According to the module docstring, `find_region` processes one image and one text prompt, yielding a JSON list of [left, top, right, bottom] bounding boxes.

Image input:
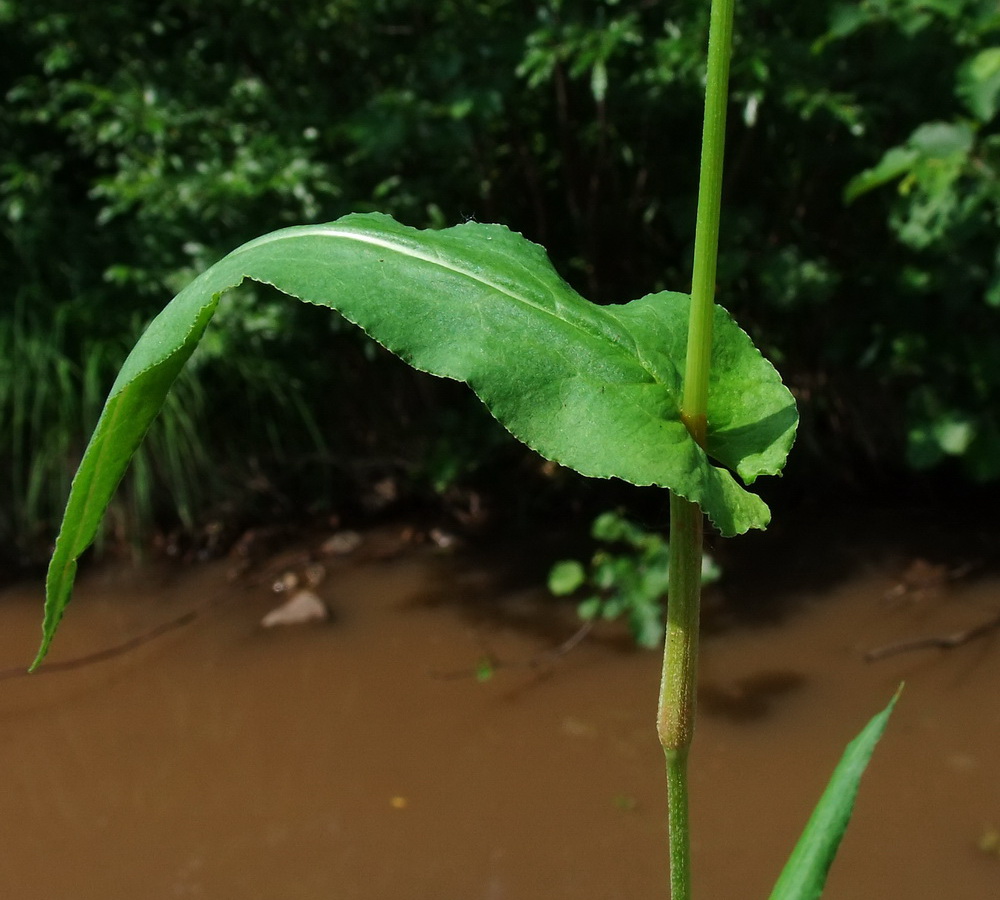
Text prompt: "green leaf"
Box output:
[[769, 687, 902, 900], [845, 122, 974, 206], [844, 146, 918, 204], [907, 121, 974, 158], [591, 510, 646, 544], [548, 560, 586, 595], [629, 605, 664, 649], [957, 48, 1000, 123], [578, 596, 602, 620], [32, 212, 796, 668]]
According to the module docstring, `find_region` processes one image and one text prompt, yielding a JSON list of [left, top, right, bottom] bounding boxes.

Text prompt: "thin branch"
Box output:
[[0, 584, 239, 682], [431, 620, 594, 681], [864, 610, 1000, 662], [0, 607, 202, 680]]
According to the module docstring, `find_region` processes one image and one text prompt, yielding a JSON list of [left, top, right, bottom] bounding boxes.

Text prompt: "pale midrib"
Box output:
[[238, 223, 643, 359]]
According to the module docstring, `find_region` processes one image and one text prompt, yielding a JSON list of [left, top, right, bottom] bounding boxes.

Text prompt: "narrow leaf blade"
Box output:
[[32, 299, 220, 669], [768, 688, 902, 900]]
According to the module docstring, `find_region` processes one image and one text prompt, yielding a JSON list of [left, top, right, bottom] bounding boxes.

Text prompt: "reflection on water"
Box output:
[[0, 523, 998, 899], [698, 670, 806, 722]]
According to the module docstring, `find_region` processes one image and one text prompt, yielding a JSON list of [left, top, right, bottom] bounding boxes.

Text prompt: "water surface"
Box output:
[[1, 523, 998, 898]]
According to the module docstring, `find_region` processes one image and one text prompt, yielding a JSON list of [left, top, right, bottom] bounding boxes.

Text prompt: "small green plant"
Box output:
[[30, 0, 899, 896], [548, 510, 720, 649]]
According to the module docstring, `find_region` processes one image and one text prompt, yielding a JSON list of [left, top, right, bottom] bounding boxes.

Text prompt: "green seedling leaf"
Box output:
[[548, 560, 586, 596], [34, 212, 796, 668], [578, 597, 602, 620], [768, 687, 902, 900]]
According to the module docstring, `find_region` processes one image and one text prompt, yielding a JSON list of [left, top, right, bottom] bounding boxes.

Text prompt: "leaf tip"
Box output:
[[27, 641, 49, 674]]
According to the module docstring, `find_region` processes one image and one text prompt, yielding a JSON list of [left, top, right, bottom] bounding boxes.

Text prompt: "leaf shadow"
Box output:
[[708, 402, 799, 479]]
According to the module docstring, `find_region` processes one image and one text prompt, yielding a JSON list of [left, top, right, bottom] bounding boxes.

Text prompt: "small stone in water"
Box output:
[[320, 530, 363, 556], [429, 527, 458, 549], [261, 590, 329, 627], [272, 570, 299, 593]]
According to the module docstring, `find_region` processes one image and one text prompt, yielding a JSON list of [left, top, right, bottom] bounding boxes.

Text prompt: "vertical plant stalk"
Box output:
[[658, 0, 736, 898]]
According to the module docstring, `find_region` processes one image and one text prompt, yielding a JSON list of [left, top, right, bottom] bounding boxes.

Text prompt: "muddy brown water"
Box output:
[[1, 523, 999, 899]]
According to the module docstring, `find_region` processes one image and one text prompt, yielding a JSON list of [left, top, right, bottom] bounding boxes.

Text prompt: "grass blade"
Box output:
[[768, 687, 902, 900]]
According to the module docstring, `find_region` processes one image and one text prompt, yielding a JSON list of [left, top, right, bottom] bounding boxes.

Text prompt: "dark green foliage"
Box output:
[[837, 1, 1000, 480], [4, 0, 1000, 552]]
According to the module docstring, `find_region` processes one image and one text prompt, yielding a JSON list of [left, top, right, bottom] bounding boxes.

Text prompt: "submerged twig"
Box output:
[[432, 620, 594, 681], [864, 610, 1000, 662], [0, 605, 204, 681]]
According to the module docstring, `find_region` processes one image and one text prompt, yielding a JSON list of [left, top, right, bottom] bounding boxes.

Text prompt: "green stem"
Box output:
[[665, 746, 692, 898], [659, 494, 703, 752], [658, 0, 736, 897], [683, 0, 736, 444], [660, 494, 703, 898]]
